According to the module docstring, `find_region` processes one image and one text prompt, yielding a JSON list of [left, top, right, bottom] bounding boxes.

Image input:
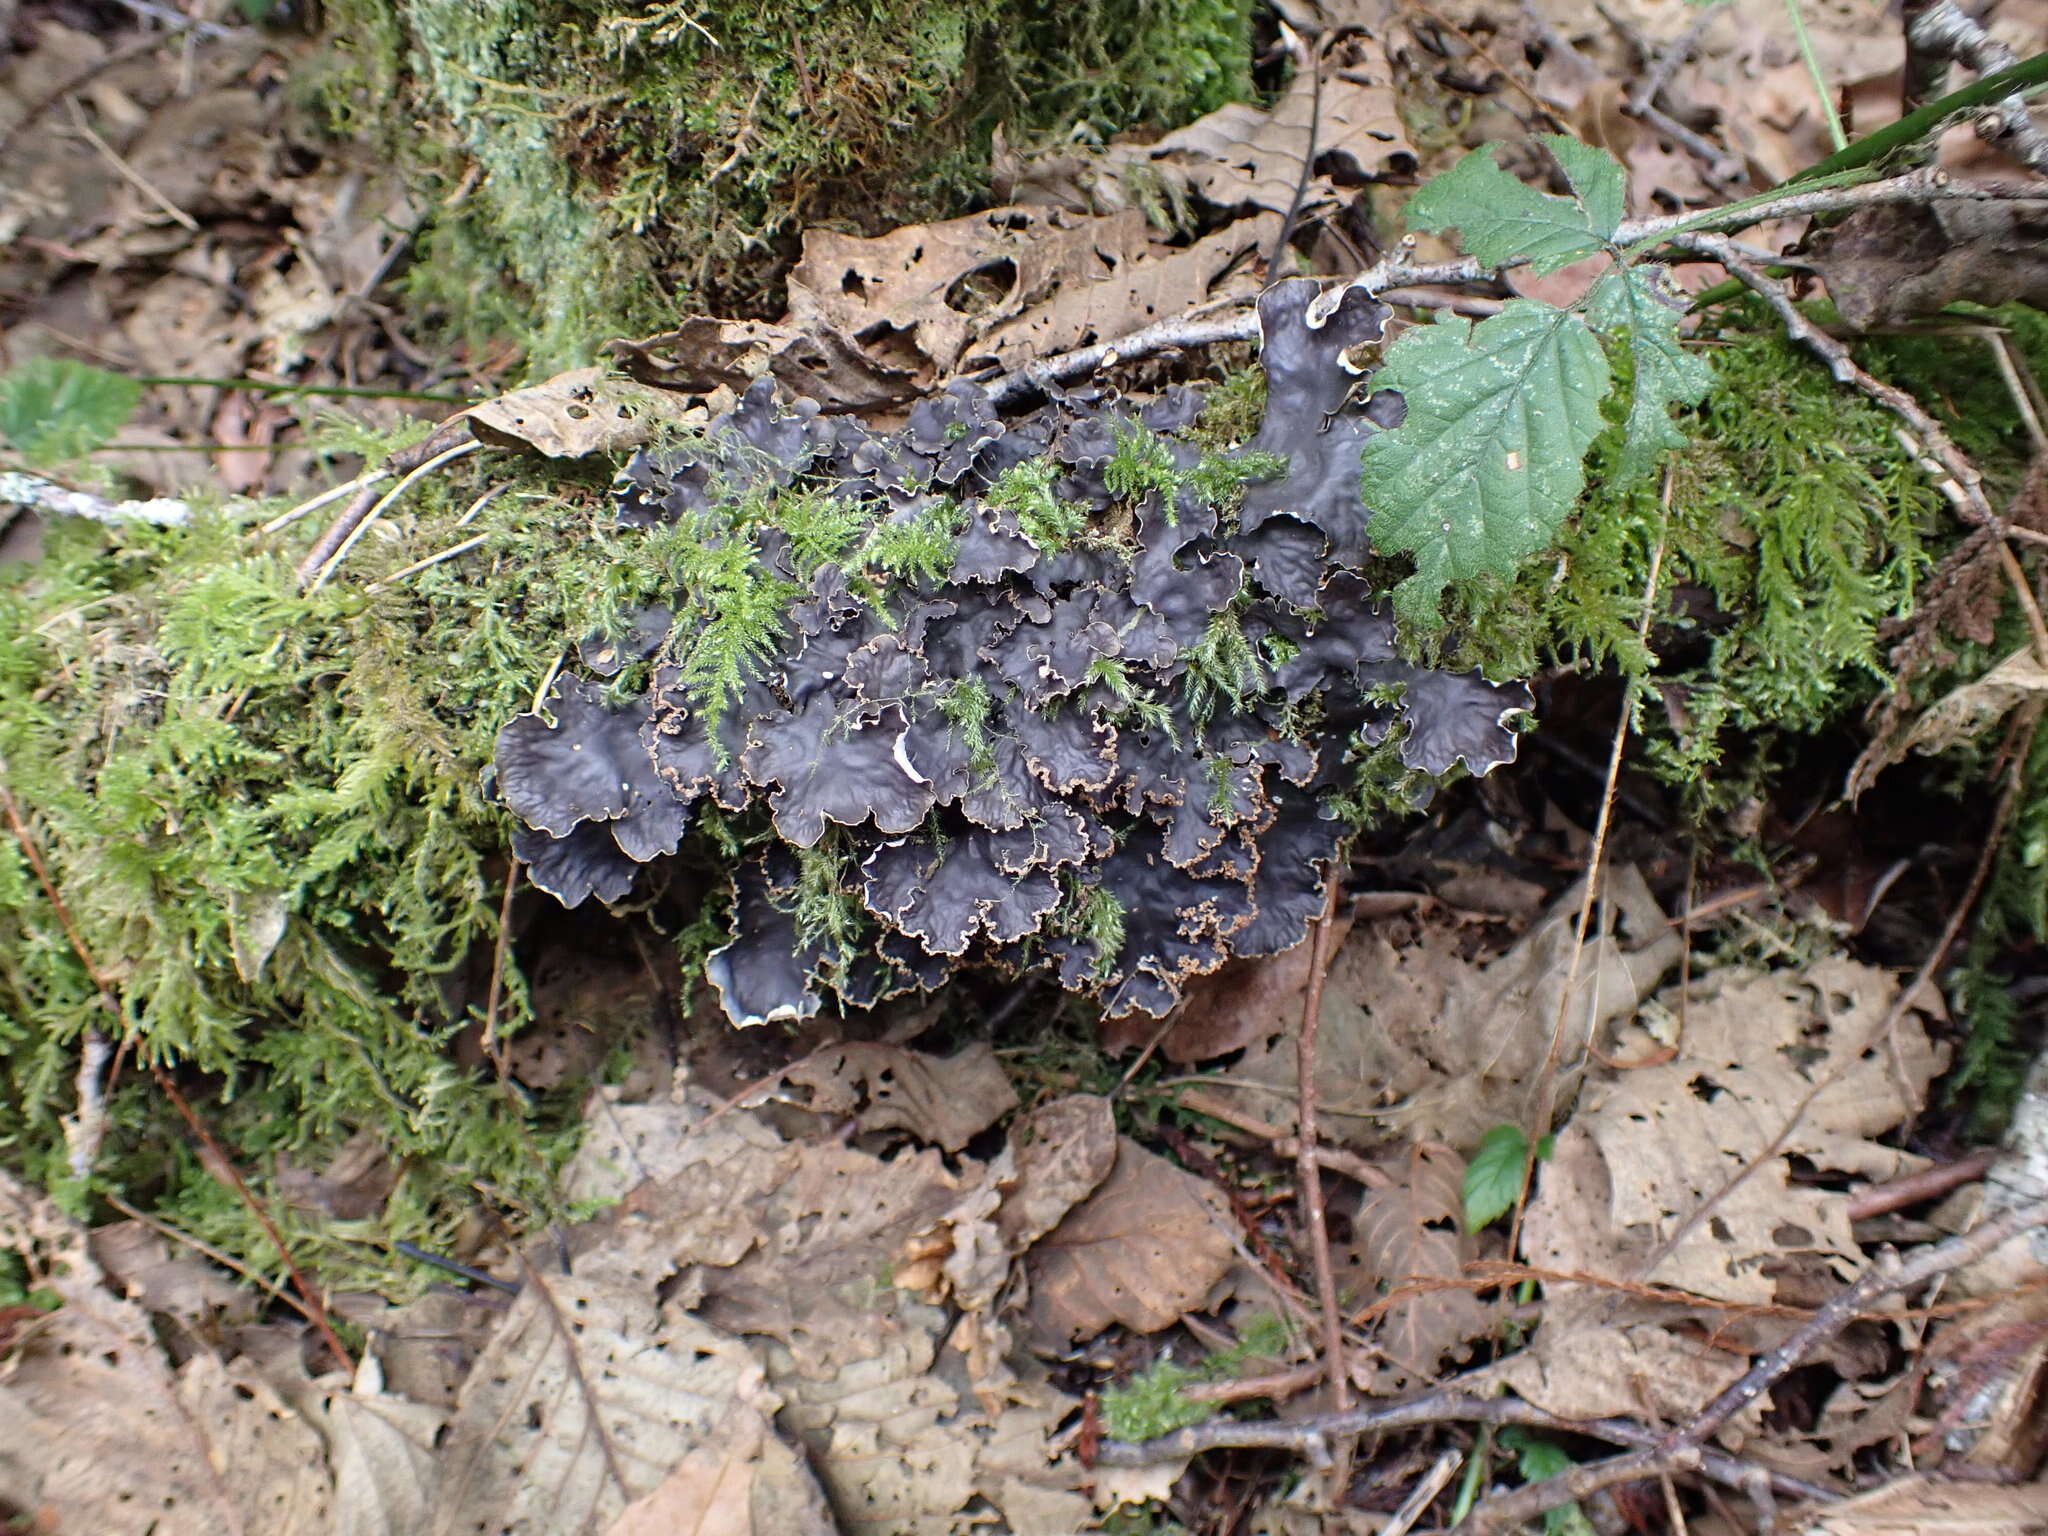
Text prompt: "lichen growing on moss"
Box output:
[[309, 0, 1255, 368]]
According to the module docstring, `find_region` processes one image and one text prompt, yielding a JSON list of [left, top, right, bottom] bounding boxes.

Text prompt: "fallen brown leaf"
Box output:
[[462, 365, 708, 459], [1027, 1135, 1236, 1346], [1099, 29, 1413, 218], [601, 1405, 835, 1536], [1794, 1476, 2048, 1535], [1531, 955, 1946, 1306], [1201, 866, 1679, 1152], [785, 1040, 1018, 1152], [0, 1173, 333, 1533], [1342, 1142, 1493, 1389]]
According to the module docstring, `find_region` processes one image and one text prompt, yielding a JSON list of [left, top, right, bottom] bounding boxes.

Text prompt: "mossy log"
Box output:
[[311, 0, 1255, 368]]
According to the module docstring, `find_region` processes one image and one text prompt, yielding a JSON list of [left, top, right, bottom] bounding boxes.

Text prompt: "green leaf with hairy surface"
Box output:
[[1587, 267, 1715, 485], [1463, 1122, 1527, 1230], [1404, 136, 1621, 275], [1363, 303, 1612, 627], [0, 359, 141, 468], [1542, 134, 1624, 242]]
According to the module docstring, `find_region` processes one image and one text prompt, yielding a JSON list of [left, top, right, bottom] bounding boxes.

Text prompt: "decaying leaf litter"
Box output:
[[3, 0, 2048, 1530]]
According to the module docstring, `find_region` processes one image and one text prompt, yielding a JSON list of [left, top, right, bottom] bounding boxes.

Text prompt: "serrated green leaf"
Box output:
[[1541, 134, 1624, 242], [1587, 267, 1714, 484], [0, 359, 142, 468], [1462, 1122, 1528, 1230], [1362, 302, 1612, 627], [1404, 140, 1616, 275]]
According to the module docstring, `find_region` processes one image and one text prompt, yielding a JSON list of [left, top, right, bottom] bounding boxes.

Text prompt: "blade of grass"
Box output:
[[1782, 0, 1849, 152], [1786, 47, 2048, 184]]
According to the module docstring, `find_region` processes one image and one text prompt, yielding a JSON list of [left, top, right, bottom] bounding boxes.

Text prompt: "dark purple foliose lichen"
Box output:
[[493, 279, 1532, 1028]]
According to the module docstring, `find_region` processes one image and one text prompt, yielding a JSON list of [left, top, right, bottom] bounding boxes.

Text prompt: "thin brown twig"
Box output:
[[1631, 0, 1727, 114], [1682, 233, 1996, 519], [0, 22, 207, 159], [1294, 878, 1351, 1431], [63, 97, 197, 231], [296, 419, 474, 586], [1405, 0, 1569, 130], [151, 1068, 356, 1375], [1095, 1384, 1835, 1506], [1847, 1148, 1999, 1221], [103, 1191, 314, 1324], [1686, 233, 2048, 678], [1461, 1193, 2048, 1532]]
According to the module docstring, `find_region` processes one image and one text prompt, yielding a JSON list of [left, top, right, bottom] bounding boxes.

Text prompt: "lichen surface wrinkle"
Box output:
[[494, 279, 1532, 1026]]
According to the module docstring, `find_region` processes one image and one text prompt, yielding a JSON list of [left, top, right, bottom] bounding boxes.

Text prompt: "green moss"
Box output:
[[1442, 313, 1943, 812], [308, 0, 1255, 370], [987, 457, 1087, 551], [1186, 362, 1264, 450], [1098, 1311, 1287, 1440], [0, 444, 716, 1274]]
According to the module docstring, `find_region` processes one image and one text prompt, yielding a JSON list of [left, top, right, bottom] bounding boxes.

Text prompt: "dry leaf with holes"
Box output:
[[1528, 955, 1946, 1306], [607, 313, 911, 412], [785, 1040, 1018, 1151], [429, 1278, 791, 1535], [1026, 1136, 1236, 1346], [600, 1404, 836, 1536], [1203, 867, 1678, 1152], [782, 204, 1274, 384], [463, 365, 707, 459], [0, 1172, 333, 1533], [1341, 1142, 1494, 1391], [1099, 29, 1412, 217]]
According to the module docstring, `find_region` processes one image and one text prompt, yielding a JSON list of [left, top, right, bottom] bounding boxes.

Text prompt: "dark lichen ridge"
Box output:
[[495, 279, 1533, 1025]]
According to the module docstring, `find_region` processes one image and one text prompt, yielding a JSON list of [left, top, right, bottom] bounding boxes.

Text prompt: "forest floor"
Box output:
[[3, 0, 2048, 1532]]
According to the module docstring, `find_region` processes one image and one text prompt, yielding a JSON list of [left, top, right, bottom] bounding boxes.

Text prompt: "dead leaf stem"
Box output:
[[305, 438, 483, 592], [295, 419, 475, 587], [1511, 479, 1669, 1257], [1294, 877, 1351, 1429], [1846, 1147, 1999, 1221]]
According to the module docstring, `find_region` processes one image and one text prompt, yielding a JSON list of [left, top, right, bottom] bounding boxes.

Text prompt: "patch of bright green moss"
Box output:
[[1440, 311, 1946, 811]]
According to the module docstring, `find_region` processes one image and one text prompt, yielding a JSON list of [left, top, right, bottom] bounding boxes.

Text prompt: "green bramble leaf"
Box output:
[[0, 358, 142, 469], [1588, 266, 1715, 485], [1404, 135, 1623, 275], [1462, 1122, 1528, 1231], [1542, 135, 1625, 245], [1362, 302, 1612, 628]]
